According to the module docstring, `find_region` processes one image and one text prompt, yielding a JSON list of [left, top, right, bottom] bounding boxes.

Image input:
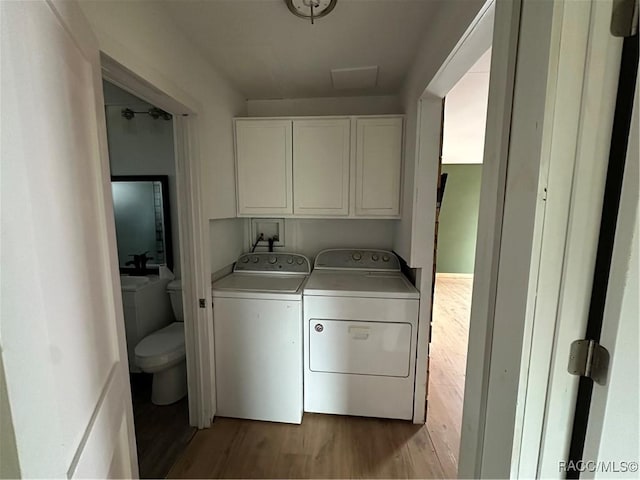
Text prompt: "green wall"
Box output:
[[1, 356, 20, 478], [436, 164, 482, 274]]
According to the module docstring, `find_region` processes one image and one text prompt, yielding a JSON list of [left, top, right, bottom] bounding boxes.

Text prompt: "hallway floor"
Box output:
[[166, 275, 471, 479], [168, 414, 445, 478], [427, 274, 472, 477], [130, 373, 196, 479]]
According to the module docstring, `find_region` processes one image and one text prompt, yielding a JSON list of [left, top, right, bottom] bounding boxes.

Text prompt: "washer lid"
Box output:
[[212, 273, 307, 294], [303, 271, 419, 299]]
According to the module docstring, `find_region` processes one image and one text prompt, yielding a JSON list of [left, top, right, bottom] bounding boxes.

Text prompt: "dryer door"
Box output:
[[309, 319, 412, 377]]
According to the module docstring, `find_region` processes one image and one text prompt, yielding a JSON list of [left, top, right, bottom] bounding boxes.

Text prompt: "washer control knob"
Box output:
[[287, 257, 294, 264], [241, 257, 249, 264], [269, 256, 277, 264], [382, 255, 390, 262], [372, 254, 379, 261], [252, 256, 260, 263], [296, 258, 304, 265], [352, 252, 362, 261]]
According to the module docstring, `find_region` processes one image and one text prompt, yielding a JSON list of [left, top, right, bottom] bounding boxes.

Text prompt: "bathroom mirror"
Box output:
[[111, 175, 174, 273]]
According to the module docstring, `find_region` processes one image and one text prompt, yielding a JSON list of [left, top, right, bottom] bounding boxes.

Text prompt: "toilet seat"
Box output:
[[135, 322, 185, 372]]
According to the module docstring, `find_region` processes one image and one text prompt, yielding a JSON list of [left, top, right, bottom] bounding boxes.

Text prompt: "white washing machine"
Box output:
[[303, 249, 419, 420], [212, 252, 310, 424]]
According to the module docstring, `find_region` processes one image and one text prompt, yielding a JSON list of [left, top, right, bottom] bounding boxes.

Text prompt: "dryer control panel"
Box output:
[[313, 249, 400, 271], [234, 252, 311, 274]]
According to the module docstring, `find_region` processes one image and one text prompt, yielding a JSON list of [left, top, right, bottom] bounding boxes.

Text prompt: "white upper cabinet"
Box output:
[[234, 116, 403, 218], [293, 119, 350, 216], [235, 119, 293, 215], [355, 117, 403, 216]]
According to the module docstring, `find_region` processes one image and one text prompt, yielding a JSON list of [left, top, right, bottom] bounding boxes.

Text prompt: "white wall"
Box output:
[[2, 1, 138, 474], [104, 81, 181, 275], [243, 95, 402, 266], [209, 218, 246, 276], [79, 0, 248, 274], [393, 0, 487, 265], [442, 50, 491, 164], [248, 219, 397, 263], [246, 95, 403, 117], [210, 216, 397, 276]]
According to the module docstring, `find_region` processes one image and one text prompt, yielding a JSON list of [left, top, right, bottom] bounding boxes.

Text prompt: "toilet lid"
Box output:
[[135, 322, 185, 359]]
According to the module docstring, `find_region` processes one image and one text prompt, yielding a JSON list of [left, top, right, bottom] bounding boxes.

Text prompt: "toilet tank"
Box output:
[[120, 275, 173, 372], [167, 279, 184, 322]]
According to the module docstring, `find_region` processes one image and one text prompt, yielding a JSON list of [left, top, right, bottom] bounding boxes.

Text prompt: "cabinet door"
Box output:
[[235, 120, 293, 215], [355, 117, 403, 216], [293, 119, 350, 216]]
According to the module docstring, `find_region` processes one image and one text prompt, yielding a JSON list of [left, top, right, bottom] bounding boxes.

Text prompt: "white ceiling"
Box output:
[[162, 0, 444, 100], [443, 48, 492, 164]]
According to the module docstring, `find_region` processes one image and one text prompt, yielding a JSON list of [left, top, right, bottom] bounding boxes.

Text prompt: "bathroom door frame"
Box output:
[[101, 55, 215, 429]]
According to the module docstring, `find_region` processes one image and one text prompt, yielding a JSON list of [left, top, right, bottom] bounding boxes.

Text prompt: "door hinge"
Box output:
[[568, 339, 610, 385], [199, 298, 206, 308], [611, 0, 639, 37]]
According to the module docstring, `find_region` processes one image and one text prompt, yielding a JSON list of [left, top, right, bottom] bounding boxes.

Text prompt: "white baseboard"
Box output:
[[436, 272, 474, 279]]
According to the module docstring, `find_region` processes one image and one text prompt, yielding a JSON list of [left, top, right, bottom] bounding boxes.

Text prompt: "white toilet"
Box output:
[[134, 279, 187, 405]]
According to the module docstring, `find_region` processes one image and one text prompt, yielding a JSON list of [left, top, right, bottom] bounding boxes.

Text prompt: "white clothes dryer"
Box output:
[[303, 249, 419, 420]]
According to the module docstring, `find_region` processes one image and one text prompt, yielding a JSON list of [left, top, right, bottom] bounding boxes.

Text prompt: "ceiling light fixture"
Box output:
[[284, 0, 338, 25]]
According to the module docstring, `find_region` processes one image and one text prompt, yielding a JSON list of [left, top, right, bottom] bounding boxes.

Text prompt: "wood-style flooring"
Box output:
[[167, 276, 472, 479], [427, 275, 472, 478], [168, 414, 445, 479], [130, 373, 196, 479]]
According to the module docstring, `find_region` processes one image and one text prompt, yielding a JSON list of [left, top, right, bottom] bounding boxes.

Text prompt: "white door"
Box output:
[[293, 119, 350, 216], [511, 1, 627, 476], [1, 1, 138, 477], [235, 119, 293, 215], [579, 74, 638, 479], [355, 117, 403, 217]]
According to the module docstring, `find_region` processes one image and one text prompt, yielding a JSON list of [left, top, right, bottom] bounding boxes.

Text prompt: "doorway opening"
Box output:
[[98, 49, 230, 476], [102, 80, 195, 478], [426, 48, 491, 478]]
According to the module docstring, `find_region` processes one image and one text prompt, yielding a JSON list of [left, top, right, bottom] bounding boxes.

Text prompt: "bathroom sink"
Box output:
[[120, 275, 151, 291]]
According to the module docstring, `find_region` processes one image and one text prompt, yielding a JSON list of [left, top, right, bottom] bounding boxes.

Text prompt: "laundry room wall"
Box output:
[[247, 219, 397, 263], [79, 0, 248, 280], [246, 95, 403, 116], [210, 218, 247, 277], [104, 81, 182, 277], [81, 1, 246, 219], [242, 95, 403, 264]]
